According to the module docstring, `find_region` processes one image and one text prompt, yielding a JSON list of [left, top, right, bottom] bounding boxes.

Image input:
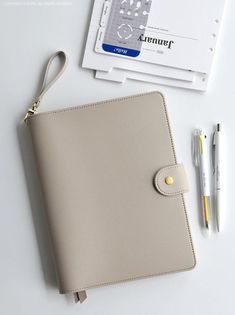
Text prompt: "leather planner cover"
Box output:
[[28, 91, 196, 300]]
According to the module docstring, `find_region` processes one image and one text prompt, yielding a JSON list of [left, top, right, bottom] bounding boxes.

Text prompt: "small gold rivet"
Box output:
[[165, 176, 174, 185]]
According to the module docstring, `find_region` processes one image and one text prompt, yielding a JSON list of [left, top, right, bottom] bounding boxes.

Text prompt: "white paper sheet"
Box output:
[[96, 68, 208, 91], [82, 0, 195, 82], [96, 0, 226, 73]]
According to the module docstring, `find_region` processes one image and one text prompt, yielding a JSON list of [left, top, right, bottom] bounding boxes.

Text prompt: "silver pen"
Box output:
[[212, 123, 223, 232]]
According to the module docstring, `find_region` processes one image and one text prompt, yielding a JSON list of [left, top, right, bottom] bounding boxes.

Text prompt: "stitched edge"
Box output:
[[60, 263, 196, 294], [160, 96, 196, 271], [28, 91, 161, 121], [160, 96, 196, 267], [155, 164, 189, 196], [29, 91, 197, 293]]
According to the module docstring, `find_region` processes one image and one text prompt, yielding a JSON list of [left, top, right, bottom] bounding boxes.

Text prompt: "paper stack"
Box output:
[[83, 0, 227, 91]]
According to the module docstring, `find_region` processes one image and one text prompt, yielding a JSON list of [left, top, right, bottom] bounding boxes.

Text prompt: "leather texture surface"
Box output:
[[28, 91, 196, 294]]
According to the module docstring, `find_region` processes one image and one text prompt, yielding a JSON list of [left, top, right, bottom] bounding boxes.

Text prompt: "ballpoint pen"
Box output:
[[194, 129, 211, 231], [213, 123, 223, 232]]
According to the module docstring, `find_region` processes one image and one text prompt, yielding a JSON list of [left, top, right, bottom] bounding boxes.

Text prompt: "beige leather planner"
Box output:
[[24, 52, 196, 303]]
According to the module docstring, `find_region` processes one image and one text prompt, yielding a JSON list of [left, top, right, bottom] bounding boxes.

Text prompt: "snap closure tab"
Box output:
[[154, 164, 189, 196]]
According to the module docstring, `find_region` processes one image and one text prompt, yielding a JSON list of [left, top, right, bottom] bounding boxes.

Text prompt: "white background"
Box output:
[[0, 1, 235, 314]]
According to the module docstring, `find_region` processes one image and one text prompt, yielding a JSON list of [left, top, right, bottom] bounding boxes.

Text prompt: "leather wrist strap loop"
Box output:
[[24, 51, 68, 124]]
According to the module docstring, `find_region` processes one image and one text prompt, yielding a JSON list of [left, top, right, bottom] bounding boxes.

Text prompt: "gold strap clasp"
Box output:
[[23, 100, 40, 124]]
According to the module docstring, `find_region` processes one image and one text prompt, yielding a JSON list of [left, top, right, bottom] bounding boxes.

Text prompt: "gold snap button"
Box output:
[[165, 176, 174, 185]]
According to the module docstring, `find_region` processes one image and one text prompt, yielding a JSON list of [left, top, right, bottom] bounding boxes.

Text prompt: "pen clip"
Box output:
[[212, 124, 221, 174], [212, 131, 216, 174], [192, 129, 200, 168]]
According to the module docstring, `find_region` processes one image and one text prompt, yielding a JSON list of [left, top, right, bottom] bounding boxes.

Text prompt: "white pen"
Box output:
[[213, 123, 223, 232], [194, 130, 211, 230]]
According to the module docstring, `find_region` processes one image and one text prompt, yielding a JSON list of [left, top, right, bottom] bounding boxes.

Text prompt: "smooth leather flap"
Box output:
[[154, 164, 189, 196]]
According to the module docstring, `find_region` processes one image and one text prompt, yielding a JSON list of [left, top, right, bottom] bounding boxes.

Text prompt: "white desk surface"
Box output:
[[1, 1, 235, 314]]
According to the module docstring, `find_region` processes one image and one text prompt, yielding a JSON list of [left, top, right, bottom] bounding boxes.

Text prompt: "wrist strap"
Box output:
[[24, 51, 68, 123]]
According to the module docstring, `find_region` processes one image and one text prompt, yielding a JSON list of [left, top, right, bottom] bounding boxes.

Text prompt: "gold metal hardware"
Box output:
[[165, 176, 174, 185], [23, 101, 40, 124]]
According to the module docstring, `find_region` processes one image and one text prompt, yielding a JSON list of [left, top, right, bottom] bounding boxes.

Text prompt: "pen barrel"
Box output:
[[199, 144, 210, 196], [216, 189, 222, 231], [214, 132, 222, 190], [196, 131, 211, 230], [214, 126, 223, 232], [201, 195, 210, 229]]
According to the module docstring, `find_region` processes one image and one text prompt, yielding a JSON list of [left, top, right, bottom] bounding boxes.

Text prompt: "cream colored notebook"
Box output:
[[24, 52, 196, 303]]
